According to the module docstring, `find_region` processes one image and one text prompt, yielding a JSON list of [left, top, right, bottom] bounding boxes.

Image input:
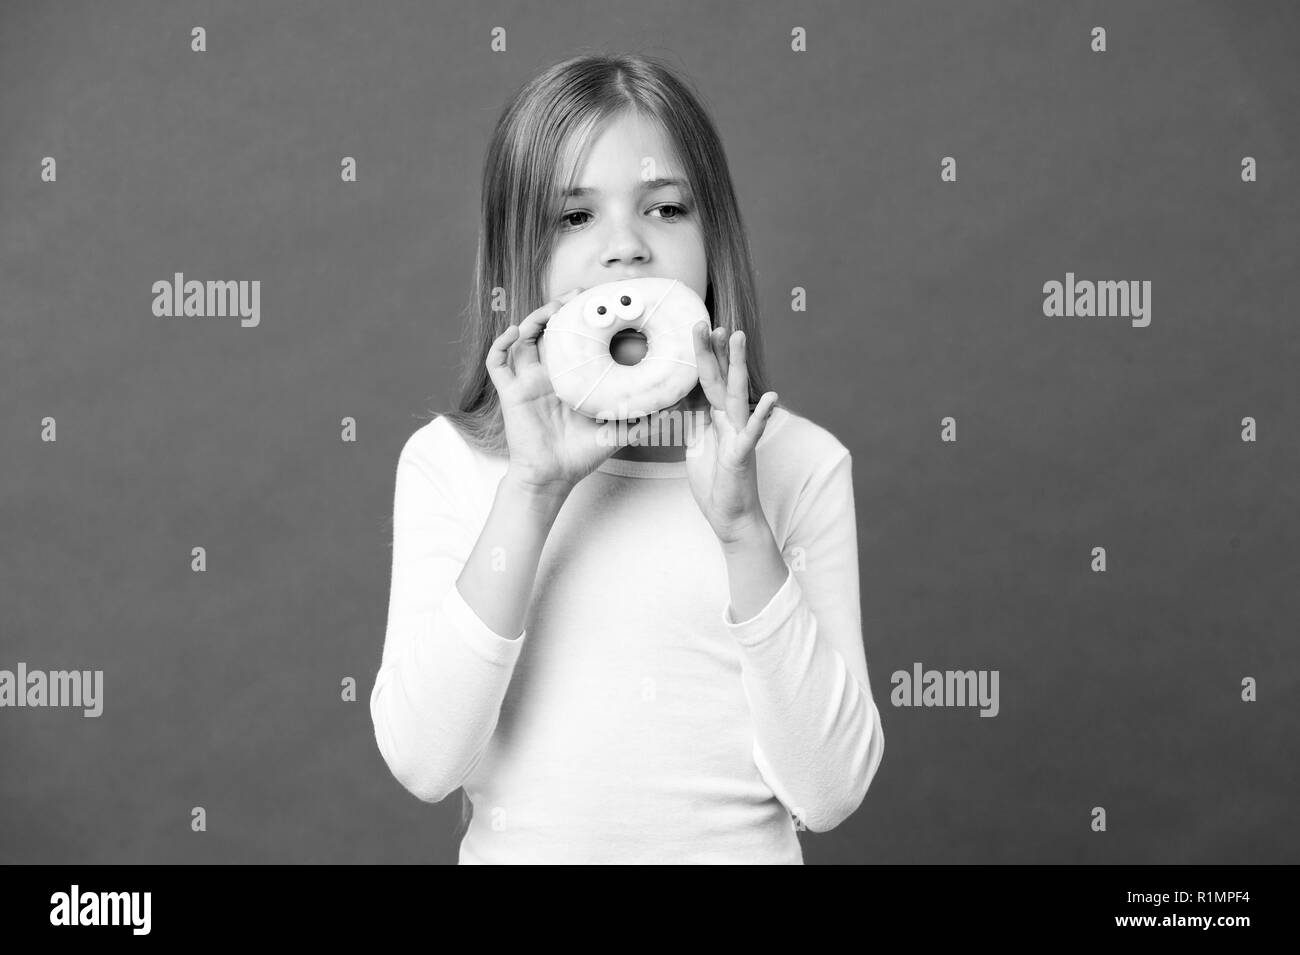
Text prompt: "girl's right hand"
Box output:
[[486, 288, 625, 496]]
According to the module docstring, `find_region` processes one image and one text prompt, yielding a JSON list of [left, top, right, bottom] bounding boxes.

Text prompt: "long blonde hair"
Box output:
[[436, 51, 780, 455]]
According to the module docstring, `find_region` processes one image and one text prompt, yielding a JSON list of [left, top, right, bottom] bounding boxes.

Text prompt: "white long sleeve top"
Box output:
[[370, 405, 886, 863]]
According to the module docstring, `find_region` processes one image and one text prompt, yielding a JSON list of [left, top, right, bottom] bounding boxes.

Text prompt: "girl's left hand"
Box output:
[[685, 322, 780, 544]]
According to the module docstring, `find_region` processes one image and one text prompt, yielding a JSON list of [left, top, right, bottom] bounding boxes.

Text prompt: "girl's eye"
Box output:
[[650, 202, 689, 222], [558, 203, 691, 231]]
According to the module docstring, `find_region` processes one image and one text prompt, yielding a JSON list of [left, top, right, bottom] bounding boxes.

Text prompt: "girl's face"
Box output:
[[546, 111, 707, 307]]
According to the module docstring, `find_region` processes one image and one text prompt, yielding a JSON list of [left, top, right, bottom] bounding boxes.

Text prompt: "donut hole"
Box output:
[[609, 328, 649, 366]]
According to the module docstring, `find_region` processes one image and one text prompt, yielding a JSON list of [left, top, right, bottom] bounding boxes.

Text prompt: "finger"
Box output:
[[710, 326, 729, 382], [693, 321, 728, 410], [513, 308, 554, 373], [486, 323, 521, 390], [740, 390, 779, 450], [515, 288, 582, 372], [726, 330, 749, 428]]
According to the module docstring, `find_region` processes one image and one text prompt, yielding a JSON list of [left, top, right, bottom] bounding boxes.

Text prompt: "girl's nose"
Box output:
[[603, 247, 649, 267], [602, 223, 650, 266]]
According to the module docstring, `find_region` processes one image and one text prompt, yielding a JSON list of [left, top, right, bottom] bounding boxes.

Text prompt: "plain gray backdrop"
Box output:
[[2, 0, 1297, 864]]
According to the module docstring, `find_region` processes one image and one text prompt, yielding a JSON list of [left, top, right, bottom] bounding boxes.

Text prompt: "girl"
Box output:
[[371, 53, 885, 864]]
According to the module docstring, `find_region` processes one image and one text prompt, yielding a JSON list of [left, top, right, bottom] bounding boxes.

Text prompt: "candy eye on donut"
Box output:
[[611, 290, 644, 322], [583, 295, 614, 329]]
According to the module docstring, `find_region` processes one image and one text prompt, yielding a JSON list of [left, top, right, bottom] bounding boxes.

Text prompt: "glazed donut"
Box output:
[[539, 276, 706, 421]]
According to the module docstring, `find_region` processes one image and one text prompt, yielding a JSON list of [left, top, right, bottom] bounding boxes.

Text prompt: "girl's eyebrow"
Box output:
[[563, 177, 689, 198]]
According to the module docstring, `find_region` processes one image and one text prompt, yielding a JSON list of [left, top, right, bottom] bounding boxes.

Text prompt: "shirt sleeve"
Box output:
[[369, 425, 526, 804], [721, 449, 886, 833]]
